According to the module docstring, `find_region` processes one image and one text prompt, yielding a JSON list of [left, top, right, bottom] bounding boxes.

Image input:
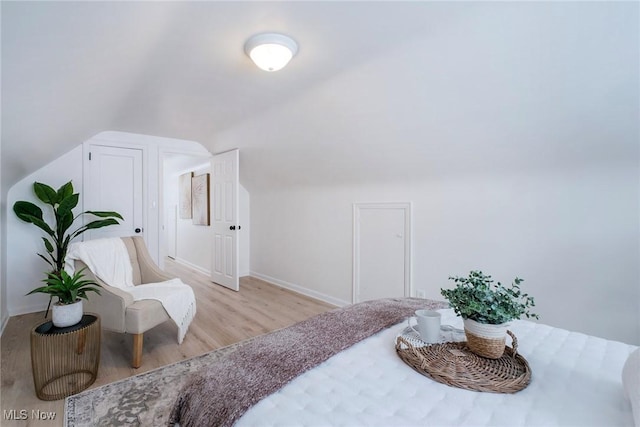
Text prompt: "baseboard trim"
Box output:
[[9, 302, 48, 317], [250, 271, 350, 308], [174, 258, 211, 277]]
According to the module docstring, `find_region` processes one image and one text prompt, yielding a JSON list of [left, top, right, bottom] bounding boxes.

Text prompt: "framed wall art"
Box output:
[[179, 172, 194, 219], [191, 173, 210, 226]]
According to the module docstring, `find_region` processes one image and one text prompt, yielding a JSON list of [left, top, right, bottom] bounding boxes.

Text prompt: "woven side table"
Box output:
[[30, 314, 101, 401]]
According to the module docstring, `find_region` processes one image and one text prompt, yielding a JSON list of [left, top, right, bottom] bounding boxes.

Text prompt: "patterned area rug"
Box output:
[[64, 338, 251, 426]]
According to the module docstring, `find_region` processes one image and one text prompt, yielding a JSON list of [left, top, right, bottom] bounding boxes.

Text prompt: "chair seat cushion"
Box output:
[[125, 299, 171, 334]]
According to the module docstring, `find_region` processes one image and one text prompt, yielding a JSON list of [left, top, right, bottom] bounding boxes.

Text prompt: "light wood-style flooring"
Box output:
[[0, 259, 335, 427]]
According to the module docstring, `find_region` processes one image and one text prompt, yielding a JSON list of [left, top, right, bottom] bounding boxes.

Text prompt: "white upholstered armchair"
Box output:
[[75, 236, 188, 368]]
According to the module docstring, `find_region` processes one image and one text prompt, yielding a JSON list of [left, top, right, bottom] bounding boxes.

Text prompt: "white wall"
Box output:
[[249, 166, 638, 344], [214, 3, 639, 345]]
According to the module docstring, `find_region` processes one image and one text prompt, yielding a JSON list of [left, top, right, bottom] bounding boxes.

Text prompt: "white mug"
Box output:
[[409, 309, 442, 344]]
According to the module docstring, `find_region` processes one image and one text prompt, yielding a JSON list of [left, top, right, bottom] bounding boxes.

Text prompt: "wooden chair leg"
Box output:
[[132, 333, 143, 368]]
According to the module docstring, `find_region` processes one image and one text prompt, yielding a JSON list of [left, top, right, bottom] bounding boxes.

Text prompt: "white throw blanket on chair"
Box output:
[[65, 238, 196, 344]]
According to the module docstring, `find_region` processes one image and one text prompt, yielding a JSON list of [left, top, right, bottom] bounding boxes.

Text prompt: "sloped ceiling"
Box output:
[[2, 1, 638, 195]]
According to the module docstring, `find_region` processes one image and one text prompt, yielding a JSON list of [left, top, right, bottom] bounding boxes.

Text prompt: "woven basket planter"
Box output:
[[463, 318, 510, 359]]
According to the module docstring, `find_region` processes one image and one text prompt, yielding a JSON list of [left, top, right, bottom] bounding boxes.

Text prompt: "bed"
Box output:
[[169, 298, 638, 427]]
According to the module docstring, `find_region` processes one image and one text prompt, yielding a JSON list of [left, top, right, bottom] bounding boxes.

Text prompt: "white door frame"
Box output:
[[158, 149, 213, 269], [352, 202, 412, 304]]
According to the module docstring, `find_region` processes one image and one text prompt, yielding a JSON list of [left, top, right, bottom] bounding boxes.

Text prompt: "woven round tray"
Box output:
[[396, 331, 531, 393]]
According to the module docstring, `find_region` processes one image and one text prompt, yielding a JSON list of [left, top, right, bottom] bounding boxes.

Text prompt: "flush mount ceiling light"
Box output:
[[244, 33, 298, 72]]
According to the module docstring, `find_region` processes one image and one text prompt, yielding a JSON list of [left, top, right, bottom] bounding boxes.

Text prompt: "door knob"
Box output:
[[135, 228, 142, 233], [230, 225, 236, 230], [238, 225, 241, 230]]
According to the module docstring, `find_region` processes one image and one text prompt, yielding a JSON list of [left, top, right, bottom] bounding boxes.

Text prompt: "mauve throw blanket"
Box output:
[[168, 297, 446, 427]]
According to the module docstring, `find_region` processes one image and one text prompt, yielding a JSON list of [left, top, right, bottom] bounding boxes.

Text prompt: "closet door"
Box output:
[[84, 145, 144, 240], [353, 202, 412, 303]]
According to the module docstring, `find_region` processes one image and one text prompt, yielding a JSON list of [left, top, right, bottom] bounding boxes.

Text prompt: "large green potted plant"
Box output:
[[14, 181, 122, 326], [441, 270, 538, 359]]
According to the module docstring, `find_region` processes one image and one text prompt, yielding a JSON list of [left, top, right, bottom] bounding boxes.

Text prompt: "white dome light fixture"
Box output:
[[244, 33, 298, 72]]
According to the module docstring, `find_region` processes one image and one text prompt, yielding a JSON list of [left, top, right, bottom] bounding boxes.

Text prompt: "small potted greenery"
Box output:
[[27, 268, 102, 327], [441, 270, 538, 359], [14, 181, 122, 326]]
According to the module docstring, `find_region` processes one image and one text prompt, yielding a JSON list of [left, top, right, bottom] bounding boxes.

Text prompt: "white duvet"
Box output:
[[238, 309, 637, 427]]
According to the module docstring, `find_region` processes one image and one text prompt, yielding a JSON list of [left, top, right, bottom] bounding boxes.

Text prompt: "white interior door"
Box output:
[[210, 149, 239, 291], [353, 203, 412, 303], [85, 145, 144, 240]]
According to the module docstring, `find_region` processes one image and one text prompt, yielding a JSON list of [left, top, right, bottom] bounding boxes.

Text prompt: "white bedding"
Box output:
[[238, 309, 637, 427]]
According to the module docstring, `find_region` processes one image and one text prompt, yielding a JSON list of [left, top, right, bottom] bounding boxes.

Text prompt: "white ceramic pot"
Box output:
[[52, 300, 83, 328], [463, 318, 511, 359]]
